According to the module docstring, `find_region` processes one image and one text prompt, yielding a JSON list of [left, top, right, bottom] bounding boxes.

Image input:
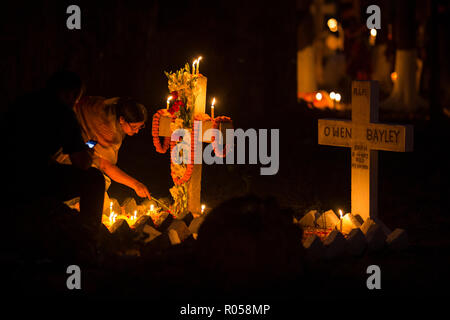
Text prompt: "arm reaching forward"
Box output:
[[99, 157, 151, 199]]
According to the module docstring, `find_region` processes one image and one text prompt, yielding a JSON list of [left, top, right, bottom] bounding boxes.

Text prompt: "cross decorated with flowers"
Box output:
[[151, 62, 233, 217]]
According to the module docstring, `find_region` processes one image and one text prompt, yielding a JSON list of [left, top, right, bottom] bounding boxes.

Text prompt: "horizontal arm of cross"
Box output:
[[318, 119, 413, 152], [158, 115, 233, 143]]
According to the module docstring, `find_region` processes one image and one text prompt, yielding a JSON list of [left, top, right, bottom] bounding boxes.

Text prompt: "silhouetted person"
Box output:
[[7, 71, 105, 231], [194, 195, 305, 298]]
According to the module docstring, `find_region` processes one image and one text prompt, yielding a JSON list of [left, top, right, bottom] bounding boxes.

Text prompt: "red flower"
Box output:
[[170, 91, 178, 100], [169, 100, 184, 115], [168, 100, 181, 115]]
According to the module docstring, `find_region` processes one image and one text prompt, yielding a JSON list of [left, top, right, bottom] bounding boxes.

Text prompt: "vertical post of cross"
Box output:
[[187, 75, 207, 215], [350, 81, 379, 220]]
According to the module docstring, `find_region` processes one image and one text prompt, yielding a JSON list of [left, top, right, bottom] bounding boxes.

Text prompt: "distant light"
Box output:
[[370, 28, 377, 37], [327, 18, 338, 32], [315, 92, 323, 101], [335, 93, 341, 102], [330, 92, 336, 100], [391, 71, 398, 82]]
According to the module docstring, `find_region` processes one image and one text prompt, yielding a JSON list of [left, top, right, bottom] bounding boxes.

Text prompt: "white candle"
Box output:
[[192, 60, 197, 75], [196, 56, 202, 74], [369, 29, 377, 46], [211, 98, 215, 119]]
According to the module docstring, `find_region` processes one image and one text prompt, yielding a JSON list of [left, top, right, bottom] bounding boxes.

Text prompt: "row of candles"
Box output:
[[315, 91, 342, 103], [328, 18, 378, 46], [107, 201, 207, 226]]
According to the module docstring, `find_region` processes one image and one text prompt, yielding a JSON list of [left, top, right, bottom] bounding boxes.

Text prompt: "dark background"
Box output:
[[1, 0, 449, 302]]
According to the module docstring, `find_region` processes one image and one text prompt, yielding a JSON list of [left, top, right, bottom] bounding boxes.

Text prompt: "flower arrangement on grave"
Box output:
[[152, 63, 199, 217], [152, 60, 234, 218], [164, 63, 200, 128]]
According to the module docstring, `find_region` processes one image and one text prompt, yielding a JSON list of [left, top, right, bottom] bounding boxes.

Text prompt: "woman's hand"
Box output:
[[133, 181, 151, 199]]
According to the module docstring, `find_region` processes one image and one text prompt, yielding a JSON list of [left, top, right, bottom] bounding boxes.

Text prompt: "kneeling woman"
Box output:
[[56, 96, 151, 200]]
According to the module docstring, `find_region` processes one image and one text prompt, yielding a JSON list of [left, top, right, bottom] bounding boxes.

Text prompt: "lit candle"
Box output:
[[327, 18, 338, 33], [192, 59, 197, 75], [201, 204, 205, 214], [369, 29, 377, 46], [196, 56, 202, 74], [166, 96, 173, 109], [330, 92, 336, 100], [391, 72, 398, 82], [211, 98, 215, 119], [339, 209, 343, 232], [335, 93, 341, 103]]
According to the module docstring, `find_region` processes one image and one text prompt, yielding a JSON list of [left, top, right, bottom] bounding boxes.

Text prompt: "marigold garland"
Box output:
[[211, 116, 233, 158], [153, 110, 233, 185], [170, 126, 197, 185], [152, 109, 173, 153]]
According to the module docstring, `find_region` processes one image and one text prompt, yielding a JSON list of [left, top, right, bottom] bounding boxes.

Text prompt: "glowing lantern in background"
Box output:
[[391, 72, 398, 82]]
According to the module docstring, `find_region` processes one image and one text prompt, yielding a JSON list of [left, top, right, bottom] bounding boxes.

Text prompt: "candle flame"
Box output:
[[330, 92, 336, 100], [201, 204, 205, 214], [167, 96, 173, 102], [391, 72, 398, 82], [150, 204, 154, 212], [211, 98, 215, 106], [335, 93, 341, 102], [327, 18, 338, 32], [370, 28, 377, 37], [339, 209, 343, 219], [315, 92, 322, 101], [196, 57, 202, 74]]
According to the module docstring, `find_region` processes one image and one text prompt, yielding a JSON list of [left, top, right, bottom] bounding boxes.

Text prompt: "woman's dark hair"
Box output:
[[116, 97, 148, 123]]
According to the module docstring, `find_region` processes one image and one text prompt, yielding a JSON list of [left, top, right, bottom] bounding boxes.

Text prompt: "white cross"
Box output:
[[318, 81, 414, 222], [157, 76, 232, 215]]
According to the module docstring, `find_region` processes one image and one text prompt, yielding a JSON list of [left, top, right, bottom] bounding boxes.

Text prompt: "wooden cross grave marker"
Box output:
[[157, 75, 233, 216], [318, 81, 414, 222]]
